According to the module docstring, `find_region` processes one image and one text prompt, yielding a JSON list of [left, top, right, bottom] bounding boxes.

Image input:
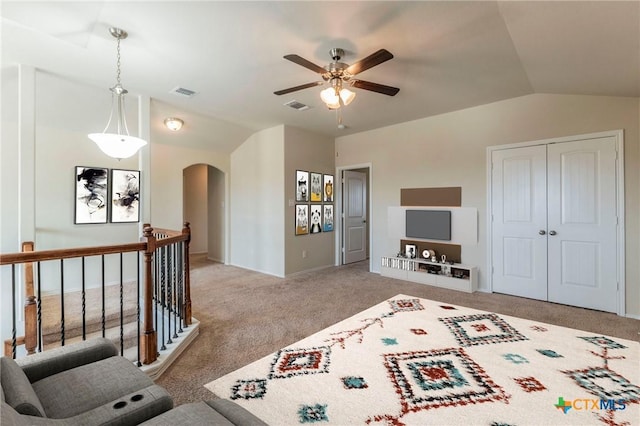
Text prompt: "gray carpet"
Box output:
[[156, 256, 640, 406]]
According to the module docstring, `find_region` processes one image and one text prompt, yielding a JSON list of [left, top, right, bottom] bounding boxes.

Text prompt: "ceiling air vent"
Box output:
[[284, 100, 310, 111], [170, 86, 197, 98]]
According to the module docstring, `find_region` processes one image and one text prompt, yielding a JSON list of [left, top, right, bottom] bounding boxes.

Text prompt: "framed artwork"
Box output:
[[310, 204, 322, 234], [110, 169, 140, 223], [296, 170, 309, 202], [295, 204, 309, 235], [323, 204, 334, 232], [323, 174, 334, 202], [75, 166, 108, 224], [310, 172, 322, 202], [405, 244, 417, 259]]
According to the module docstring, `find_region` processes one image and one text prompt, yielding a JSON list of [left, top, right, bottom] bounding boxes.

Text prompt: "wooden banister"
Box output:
[[182, 222, 192, 326], [22, 242, 37, 355], [140, 226, 158, 365], [1, 223, 191, 364]]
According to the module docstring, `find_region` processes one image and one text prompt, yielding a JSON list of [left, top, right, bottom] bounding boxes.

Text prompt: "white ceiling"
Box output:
[[2, 1, 639, 148]]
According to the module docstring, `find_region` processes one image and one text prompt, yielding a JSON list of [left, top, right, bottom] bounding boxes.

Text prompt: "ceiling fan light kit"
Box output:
[[274, 47, 399, 111], [88, 27, 147, 160]]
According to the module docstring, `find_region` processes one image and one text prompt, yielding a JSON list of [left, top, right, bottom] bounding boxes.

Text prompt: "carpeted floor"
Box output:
[[156, 256, 640, 407]]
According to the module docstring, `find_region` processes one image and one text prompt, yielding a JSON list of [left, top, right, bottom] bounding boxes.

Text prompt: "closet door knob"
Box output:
[[539, 230, 546, 235], [549, 230, 557, 236]]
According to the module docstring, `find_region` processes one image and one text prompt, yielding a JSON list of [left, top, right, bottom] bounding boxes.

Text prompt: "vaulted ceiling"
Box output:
[[2, 1, 639, 144]]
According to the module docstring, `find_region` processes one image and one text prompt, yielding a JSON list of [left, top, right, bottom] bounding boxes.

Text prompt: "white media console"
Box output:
[[381, 256, 477, 293]]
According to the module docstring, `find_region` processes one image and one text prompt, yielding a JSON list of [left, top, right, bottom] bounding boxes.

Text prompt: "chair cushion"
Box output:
[[206, 399, 268, 425], [139, 401, 234, 425], [32, 355, 153, 419], [0, 357, 46, 417]]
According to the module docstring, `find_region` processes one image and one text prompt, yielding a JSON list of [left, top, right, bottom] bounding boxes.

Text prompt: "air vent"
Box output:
[[284, 100, 310, 111], [170, 87, 197, 98]]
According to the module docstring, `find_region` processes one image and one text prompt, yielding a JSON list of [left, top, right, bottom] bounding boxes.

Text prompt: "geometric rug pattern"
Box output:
[[206, 295, 640, 425]]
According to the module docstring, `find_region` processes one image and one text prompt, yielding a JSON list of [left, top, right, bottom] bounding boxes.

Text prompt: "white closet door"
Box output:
[[547, 137, 618, 312], [491, 145, 548, 300]]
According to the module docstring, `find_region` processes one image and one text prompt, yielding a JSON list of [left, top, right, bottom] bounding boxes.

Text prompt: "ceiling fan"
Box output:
[[274, 48, 399, 109]]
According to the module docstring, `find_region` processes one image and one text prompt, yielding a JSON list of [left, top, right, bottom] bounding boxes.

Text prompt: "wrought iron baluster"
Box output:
[[160, 246, 166, 351], [154, 247, 159, 356], [37, 262, 42, 353], [172, 243, 178, 339], [136, 252, 141, 367], [11, 264, 16, 358], [119, 252, 124, 356], [177, 241, 183, 333], [101, 255, 106, 337], [81, 257, 86, 340], [60, 259, 65, 346], [167, 245, 173, 345]]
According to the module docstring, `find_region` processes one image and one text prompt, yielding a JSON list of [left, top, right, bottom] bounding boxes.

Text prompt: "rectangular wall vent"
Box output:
[[284, 100, 310, 111], [170, 87, 197, 97]]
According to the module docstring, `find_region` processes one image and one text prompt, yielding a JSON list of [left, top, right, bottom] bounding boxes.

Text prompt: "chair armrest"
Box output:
[[17, 338, 118, 383], [8, 386, 173, 426]]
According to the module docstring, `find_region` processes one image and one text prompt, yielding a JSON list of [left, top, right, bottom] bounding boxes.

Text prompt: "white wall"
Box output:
[[230, 126, 285, 276], [335, 93, 640, 316]]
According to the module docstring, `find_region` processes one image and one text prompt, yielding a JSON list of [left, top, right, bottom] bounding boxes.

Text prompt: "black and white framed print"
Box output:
[[323, 204, 334, 232], [310, 204, 322, 234], [295, 204, 309, 235], [110, 169, 140, 223], [323, 174, 334, 202], [75, 166, 108, 224], [310, 172, 322, 202], [296, 170, 309, 202]]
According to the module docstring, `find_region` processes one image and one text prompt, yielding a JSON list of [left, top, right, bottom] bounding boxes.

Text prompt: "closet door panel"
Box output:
[[491, 146, 547, 300], [547, 137, 618, 312]]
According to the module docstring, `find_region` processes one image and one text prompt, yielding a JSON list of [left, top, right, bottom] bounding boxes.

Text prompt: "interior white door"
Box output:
[[343, 170, 367, 264], [547, 138, 618, 312], [491, 145, 548, 300]]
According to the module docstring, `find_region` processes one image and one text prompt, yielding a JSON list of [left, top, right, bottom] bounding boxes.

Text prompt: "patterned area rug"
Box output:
[[205, 295, 639, 425]]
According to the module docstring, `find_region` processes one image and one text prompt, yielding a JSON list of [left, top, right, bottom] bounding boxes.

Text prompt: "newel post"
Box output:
[[23, 242, 37, 355], [140, 226, 157, 364], [182, 222, 192, 326]]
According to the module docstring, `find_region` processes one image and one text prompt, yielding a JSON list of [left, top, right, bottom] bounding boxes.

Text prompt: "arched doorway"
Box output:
[[183, 164, 225, 262]]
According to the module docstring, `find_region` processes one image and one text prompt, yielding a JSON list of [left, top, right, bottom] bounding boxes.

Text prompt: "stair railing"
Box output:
[[0, 223, 191, 366]]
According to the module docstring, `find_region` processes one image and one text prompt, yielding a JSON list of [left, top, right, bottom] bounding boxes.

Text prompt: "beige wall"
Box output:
[[284, 126, 335, 275], [208, 166, 225, 263], [183, 164, 208, 253], [336, 93, 639, 316]]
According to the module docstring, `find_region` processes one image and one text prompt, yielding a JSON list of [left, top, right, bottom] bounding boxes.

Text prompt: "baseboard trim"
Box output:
[[140, 318, 200, 380]]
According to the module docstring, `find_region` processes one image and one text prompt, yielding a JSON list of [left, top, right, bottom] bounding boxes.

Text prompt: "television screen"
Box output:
[[406, 210, 451, 241]]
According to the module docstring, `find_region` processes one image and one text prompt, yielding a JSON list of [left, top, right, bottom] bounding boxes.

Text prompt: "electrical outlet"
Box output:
[[302, 250, 307, 258]]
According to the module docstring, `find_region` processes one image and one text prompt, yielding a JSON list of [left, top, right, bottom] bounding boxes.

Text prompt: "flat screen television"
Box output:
[[405, 210, 451, 241]]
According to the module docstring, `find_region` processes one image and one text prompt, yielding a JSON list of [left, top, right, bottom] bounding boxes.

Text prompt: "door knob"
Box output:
[[539, 230, 546, 235], [549, 230, 557, 236]]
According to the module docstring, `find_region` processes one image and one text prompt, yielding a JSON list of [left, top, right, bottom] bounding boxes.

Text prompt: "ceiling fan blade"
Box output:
[[274, 81, 324, 96], [283, 54, 327, 74], [350, 80, 400, 96], [345, 49, 394, 76]]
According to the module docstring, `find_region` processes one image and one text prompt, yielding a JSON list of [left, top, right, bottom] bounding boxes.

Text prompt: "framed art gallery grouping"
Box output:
[[75, 166, 140, 225], [295, 170, 334, 236]]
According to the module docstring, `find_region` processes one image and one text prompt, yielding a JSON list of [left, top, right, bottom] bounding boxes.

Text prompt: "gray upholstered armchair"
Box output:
[[1, 338, 173, 425]]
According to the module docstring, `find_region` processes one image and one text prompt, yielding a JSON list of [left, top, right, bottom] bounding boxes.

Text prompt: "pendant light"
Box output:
[[88, 27, 147, 159]]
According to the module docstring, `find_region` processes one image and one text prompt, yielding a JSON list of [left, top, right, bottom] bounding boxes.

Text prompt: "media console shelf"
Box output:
[[381, 256, 477, 293]]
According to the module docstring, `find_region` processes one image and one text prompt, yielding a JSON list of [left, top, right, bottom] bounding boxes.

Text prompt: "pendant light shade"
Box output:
[[89, 27, 147, 160]]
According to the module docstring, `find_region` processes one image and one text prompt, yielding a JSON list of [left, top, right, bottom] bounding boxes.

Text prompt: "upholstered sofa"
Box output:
[[1, 338, 265, 425]]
